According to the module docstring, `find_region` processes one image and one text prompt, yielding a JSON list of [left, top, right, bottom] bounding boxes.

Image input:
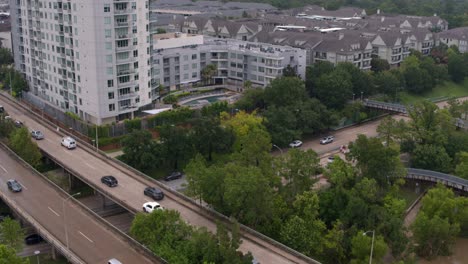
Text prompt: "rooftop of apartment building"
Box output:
[[203, 36, 302, 56], [149, 0, 276, 18], [439, 27, 468, 40]]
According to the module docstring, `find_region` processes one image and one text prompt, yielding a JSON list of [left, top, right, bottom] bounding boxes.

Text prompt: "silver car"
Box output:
[[31, 130, 44, 140]]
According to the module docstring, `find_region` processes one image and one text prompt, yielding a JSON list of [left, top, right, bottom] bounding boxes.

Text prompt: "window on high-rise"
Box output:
[[104, 4, 110, 12]]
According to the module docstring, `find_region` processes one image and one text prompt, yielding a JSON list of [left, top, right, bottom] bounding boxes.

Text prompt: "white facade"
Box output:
[[10, 0, 151, 124], [151, 34, 306, 90]]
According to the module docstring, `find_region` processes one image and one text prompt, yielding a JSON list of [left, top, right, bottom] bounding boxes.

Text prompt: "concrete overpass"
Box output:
[[0, 144, 159, 264], [0, 93, 320, 264]]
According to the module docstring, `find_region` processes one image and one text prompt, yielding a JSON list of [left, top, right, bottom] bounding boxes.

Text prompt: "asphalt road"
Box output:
[[0, 149, 154, 264], [0, 97, 312, 263]]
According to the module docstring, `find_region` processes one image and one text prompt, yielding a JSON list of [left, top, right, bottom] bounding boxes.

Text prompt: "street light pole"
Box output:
[[95, 125, 99, 152], [272, 144, 283, 155], [63, 192, 81, 249], [363, 230, 375, 264]]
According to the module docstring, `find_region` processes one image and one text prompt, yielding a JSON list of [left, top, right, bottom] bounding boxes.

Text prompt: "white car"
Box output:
[[143, 202, 163, 213], [289, 140, 303, 148], [61, 136, 77, 149], [320, 136, 334, 145], [31, 130, 44, 140]]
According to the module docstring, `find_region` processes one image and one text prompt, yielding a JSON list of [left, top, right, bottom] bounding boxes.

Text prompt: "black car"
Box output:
[[7, 179, 22, 192], [25, 234, 44, 245], [101, 175, 118, 187], [144, 187, 164, 200], [164, 172, 183, 181]]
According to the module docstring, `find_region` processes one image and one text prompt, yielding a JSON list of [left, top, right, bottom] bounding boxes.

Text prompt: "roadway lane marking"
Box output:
[[48, 207, 60, 217], [18, 181, 28, 190], [84, 162, 96, 169], [78, 231, 94, 243], [0, 165, 7, 173]]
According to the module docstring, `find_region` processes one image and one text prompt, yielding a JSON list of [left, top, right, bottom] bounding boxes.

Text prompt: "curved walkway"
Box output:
[[405, 168, 468, 192]]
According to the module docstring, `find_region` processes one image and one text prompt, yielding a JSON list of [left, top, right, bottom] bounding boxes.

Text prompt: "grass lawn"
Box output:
[[27, 254, 69, 264], [399, 80, 468, 105]]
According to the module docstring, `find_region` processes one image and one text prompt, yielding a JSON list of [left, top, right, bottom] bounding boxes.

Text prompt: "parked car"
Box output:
[[164, 171, 183, 181], [101, 175, 118, 187], [320, 136, 334, 145], [144, 187, 164, 200], [61, 136, 76, 149], [289, 140, 303, 148], [6, 179, 22, 192], [31, 130, 44, 140], [25, 234, 44, 245], [108, 259, 122, 264], [14, 120, 23, 128], [143, 202, 163, 213], [327, 156, 335, 164]]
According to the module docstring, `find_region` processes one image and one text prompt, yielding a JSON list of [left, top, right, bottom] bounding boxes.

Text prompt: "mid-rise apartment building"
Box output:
[[10, 0, 152, 124], [151, 33, 306, 89]]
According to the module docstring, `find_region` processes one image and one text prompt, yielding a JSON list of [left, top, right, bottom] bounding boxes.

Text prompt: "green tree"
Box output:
[[10, 71, 28, 98], [336, 62, 374, 96], [120, 130, 161, 172], [455, 151, 468, 179], [233, 88, 265, 112], [160, 125, 194, 169], [280, 191, 326, 257], [191, 117, 234, 161], [321, 221, 347, 264], [264, 106, 299, 146], [275, 149, 320, 202], [282, 65, 299, 77], [264, 77, 307, 108], [314, 69, 353, 109], [350, 231, 388, 264], [373, 71, 400, 99], [0, 218, 25, 251], [408, 101, 452, 146], [447, 49, 466, 82], [411, 144, 452, 172], [305, 61, 335, 96], [348, 135, 406, 188], [201, 64, 217, 85], [8, 127, 42, 168], [0, 48, 13, 66], [0, 244, 29, 264], [370, 58, 390, 73], [412, 213, 459, 259]]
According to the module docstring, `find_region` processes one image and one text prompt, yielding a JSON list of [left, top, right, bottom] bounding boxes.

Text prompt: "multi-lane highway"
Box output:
[[0, 95, 316, 263], [0, 147, 154, 264]]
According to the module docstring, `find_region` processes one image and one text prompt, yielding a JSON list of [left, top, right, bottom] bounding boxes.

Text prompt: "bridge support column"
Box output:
[[51, 245, 57, 260], [415, 182, 420, 194], [101, 194, 107, 209]]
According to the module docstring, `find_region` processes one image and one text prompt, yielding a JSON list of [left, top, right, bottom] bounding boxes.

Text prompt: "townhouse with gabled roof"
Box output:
[[438, 27, 468, 53]]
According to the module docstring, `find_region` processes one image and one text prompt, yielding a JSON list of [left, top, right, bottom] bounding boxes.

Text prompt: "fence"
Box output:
[[21, 92, 129, 138]]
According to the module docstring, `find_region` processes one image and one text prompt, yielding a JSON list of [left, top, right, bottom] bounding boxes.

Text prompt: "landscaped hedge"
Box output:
[[98, 135, 124, 147], [124, 118, 142, 131], [147, 107, 195, 128]]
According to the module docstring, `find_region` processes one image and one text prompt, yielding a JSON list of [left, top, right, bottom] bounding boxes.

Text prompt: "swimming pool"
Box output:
[[182, 95, 228, 106]]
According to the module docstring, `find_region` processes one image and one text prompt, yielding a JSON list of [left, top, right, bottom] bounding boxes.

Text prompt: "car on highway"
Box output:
[[0, 105, 4, 113], [289, 140, 303, 148], [101, 175, 118, 187], [61, 136, 77, 149], [164, 171, 183, 181], [320, 136, 334, 145], [108, 259, 123, 264], [6, 179, 22, 192], [25, 234, 44, 245], [144, 187, 164, 200], [143, 202, 163, 213], [31, 130, 44, 140], [14, 120, 23, 128]]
